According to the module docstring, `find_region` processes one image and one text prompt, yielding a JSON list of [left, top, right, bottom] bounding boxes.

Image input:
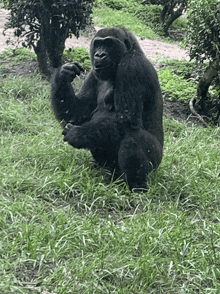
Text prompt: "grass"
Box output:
[[0, 2, 220, 292], [92, 7, 159, 40], [0, 47, 36, 64], [0, 69, 220, 293], [93, 1, 187, 41]]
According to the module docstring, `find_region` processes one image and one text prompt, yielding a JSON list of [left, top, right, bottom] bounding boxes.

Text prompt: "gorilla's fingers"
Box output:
[[62, 123, 72, 135], [60, 63, 84, 82], [73, 62, 85, 73], [62, 128, 67, 136], [61, 69, 77, 80], [66, 123, 73, 129], [60, 119, 67, 128], [63, 62, 84, 75]]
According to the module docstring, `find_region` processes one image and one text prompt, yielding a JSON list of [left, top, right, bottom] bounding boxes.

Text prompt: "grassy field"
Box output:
[[1, 4, 220, 294], [1, 60, 220, 294]]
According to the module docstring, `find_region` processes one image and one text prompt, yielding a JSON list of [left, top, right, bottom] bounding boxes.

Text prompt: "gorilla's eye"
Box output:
[[94, 37, 115, 50], [103, 38, 115, 47], [94, 39, 102, 48]]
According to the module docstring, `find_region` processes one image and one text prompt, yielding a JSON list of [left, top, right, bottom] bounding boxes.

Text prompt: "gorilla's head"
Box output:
[[90, 26, 142, 80]]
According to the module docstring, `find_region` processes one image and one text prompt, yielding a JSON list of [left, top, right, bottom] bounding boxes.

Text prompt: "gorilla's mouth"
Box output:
[[94, 64, 111, 71]]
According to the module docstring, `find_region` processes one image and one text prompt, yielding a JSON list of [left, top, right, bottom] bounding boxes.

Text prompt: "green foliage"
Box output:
[[0, 47, 36, 64], [101, 0, 129, 10], [92, 7, 159, 39], [161, 59, 196, 78], [186, 0, 220, 63], [158, 68, 197, 102], [135, 5, 162, 23], [171, 14, 187, 30], [185, 0, 220, 121], [63, 47, 91, 70], [143, 0, 187, 6], [135, 5, 164, 34], [0, 75, 50, 133], [157, 59, 197, 102], [143, 0, 188, 34], [95, 0, 141, 10], [0, 0, 5, 7], [94, 0, 187, 38], [96, 0, 163, 33]]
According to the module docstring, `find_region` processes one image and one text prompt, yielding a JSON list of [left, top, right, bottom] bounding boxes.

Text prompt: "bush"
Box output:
[[0, 47, 36, 64], [135, 5, 163, 34], [185, 0, 220, 123], [102, 0, 128, 10], [186, 0, 220, 63], [4, 0, 93, 76], [142, 0, 188, 35]]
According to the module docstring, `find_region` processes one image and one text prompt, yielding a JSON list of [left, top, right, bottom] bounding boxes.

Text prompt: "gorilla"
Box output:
[[51, 26, 163, 191]]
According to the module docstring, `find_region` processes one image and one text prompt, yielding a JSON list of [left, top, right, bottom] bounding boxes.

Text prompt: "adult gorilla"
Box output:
[[51, 26, 163, 191]]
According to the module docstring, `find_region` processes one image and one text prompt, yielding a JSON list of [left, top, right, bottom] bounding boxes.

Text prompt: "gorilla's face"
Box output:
[[91, 29, 131, 80]]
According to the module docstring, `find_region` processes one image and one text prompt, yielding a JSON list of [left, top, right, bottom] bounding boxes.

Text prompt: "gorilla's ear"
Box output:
[[124, 39, 132, 51]]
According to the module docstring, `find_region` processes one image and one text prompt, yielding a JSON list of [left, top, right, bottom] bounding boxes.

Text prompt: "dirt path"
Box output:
[[0, 8, 188, 60]]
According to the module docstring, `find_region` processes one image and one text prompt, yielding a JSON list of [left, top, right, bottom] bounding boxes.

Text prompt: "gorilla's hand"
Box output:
[[62, 123, 83, 148], [60, 62, 84, 83]]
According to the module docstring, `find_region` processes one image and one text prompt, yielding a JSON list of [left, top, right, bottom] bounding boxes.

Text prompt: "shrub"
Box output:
[[135, 5, 163, 34], [4, 0, 93, 76], [142, 0, 188, 35], [185, 0, 220, 123]]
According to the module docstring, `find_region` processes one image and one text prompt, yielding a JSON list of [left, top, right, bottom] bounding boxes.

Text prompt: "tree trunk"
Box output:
[[160, 5, 169, 24], [163, 5, 185, 35], [197, 58, 220, 109], [34, 37, 50, 77], [43, 15, 67, 68]]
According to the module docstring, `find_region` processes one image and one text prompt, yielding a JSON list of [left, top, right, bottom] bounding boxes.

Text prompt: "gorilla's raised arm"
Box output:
[[51, 63, 98, 125]]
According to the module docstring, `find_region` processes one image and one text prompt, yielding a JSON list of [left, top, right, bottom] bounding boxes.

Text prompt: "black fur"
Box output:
[[51, 26, 164, 191]]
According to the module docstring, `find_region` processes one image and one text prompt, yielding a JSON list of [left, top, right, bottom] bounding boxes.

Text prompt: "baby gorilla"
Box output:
[[51, 26, 164, 191]]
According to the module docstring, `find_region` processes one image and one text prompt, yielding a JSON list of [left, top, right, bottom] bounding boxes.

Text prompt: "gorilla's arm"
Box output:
[[51, 63, 98, 126], [62, 114, 124, 150]]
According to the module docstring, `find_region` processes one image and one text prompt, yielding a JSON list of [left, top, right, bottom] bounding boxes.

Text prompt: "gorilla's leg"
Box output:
[[91, 148, 119, 171], [118, 130, 163, 191]]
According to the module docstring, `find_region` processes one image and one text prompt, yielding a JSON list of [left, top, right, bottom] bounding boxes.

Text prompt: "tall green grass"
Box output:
[[93, 7, 159, 39], [93, 1, 187, 40], [0, 70, 220, 293]]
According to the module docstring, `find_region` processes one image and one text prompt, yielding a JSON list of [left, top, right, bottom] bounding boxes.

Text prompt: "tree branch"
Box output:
[[189, 97, 208, 127]]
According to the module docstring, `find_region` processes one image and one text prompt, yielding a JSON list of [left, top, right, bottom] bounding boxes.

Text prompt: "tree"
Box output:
[[3, 0, 93, 76], [142, 0, 188, 35], [185, 0, 220, 123]]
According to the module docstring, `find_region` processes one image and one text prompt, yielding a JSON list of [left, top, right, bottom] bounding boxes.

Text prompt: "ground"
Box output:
[[0, 8, 201, 125]]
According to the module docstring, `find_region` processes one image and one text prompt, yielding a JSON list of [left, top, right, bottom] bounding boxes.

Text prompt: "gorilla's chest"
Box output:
[[97, 81, 114, 111]]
